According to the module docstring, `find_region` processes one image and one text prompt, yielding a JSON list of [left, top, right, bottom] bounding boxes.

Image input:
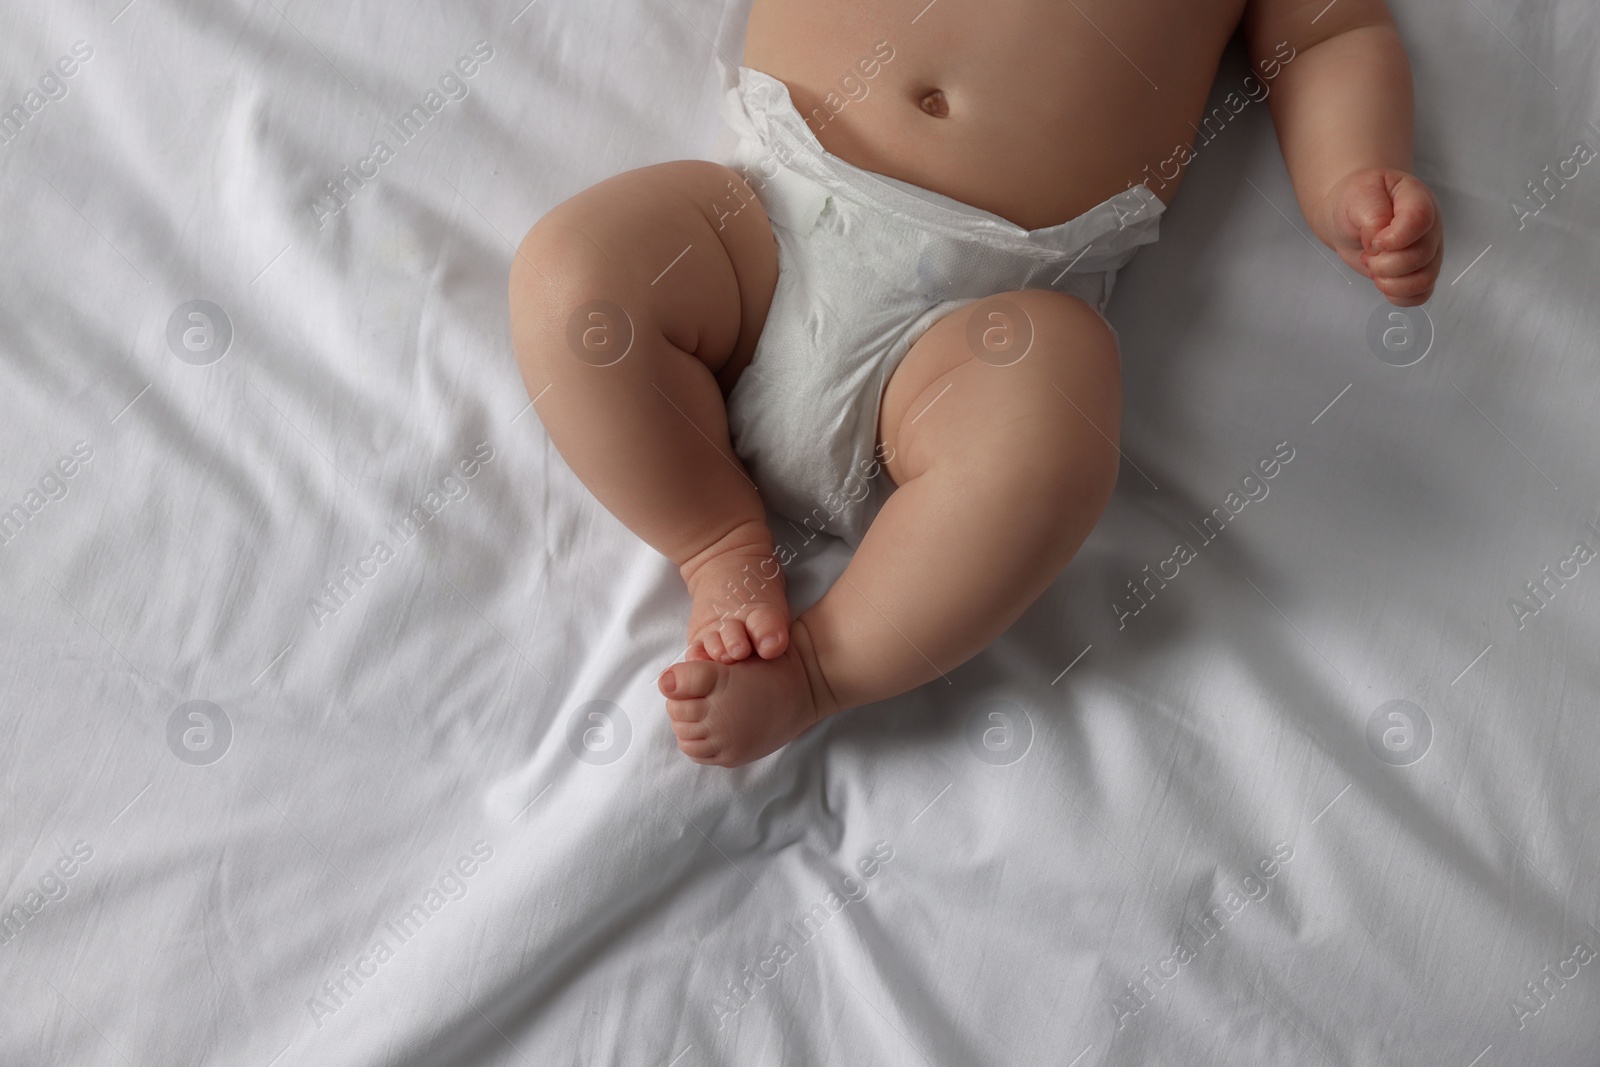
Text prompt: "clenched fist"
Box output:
[[1322, 168, 1443, 306]]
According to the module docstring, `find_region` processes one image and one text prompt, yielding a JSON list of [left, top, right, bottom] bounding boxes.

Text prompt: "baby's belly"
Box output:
[[743, 0, 1249, 231]]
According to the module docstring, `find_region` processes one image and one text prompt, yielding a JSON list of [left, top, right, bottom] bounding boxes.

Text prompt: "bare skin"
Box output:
[[509, 0, 1444, 767]]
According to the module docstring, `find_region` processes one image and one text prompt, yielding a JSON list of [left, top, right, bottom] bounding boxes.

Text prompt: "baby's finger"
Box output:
[[1364, 225, 1441, 278], [1372, 176, 1438, 253], [1336, 245, 1374, 278], [1375, 242, 1443, 306], [1335, 174, 1396, 252]]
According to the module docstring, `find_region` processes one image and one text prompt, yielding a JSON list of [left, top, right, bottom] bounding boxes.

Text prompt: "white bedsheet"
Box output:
[[2, 0, 1598, 1064]]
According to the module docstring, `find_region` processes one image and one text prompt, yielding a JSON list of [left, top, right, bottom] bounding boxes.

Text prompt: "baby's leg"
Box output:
[[510, 161, 790, 663], [660, 290, 1122, 765]]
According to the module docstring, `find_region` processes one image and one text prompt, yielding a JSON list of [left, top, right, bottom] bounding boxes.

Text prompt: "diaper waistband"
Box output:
[[717, 63, 1164, 274]]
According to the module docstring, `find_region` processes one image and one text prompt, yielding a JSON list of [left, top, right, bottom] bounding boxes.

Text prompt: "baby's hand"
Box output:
[[1323, 168, 1443, 306]]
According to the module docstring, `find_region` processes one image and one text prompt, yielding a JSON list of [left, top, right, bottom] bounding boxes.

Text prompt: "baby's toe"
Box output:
[[699, 628, 729, 663], [743, 604, 790, 659], [665, 695, 709, 723], [670, 718, 711, 741], [659, 660, 722, 701], [677, 738, 722, 763], [716, 618, 753, 662]]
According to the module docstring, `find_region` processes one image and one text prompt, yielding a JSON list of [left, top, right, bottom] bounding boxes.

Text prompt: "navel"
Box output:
[[918, 89, 949, 118]]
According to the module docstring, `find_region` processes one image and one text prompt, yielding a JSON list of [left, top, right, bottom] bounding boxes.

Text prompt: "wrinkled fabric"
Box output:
[[3, 0, 1599, 1064]]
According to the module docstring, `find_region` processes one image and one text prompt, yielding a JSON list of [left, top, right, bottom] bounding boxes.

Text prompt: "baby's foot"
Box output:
[[658, 617, 841, 767], [680, 518, 790, 665]]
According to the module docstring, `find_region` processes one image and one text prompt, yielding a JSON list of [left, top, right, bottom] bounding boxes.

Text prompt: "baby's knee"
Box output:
[[511, 208, 610, 312], [957, 288, 1119, 386], [985, 291, 1123, 506], [970, 289, 1121, 415], [1008, 288, 1119, 363], [509, 194, 657, 378]]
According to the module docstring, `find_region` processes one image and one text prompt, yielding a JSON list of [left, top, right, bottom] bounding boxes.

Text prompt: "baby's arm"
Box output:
[[1244, 0, 1443, 305]]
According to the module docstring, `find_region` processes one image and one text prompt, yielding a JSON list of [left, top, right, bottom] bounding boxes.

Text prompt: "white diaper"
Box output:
[[713, 64, 1165, 548]]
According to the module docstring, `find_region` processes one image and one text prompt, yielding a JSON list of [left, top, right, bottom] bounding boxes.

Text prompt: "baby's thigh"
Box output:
[[876, 289, 1123, 495]]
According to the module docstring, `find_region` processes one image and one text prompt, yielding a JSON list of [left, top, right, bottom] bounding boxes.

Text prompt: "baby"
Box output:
[[509, 0, 1443, 767]]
